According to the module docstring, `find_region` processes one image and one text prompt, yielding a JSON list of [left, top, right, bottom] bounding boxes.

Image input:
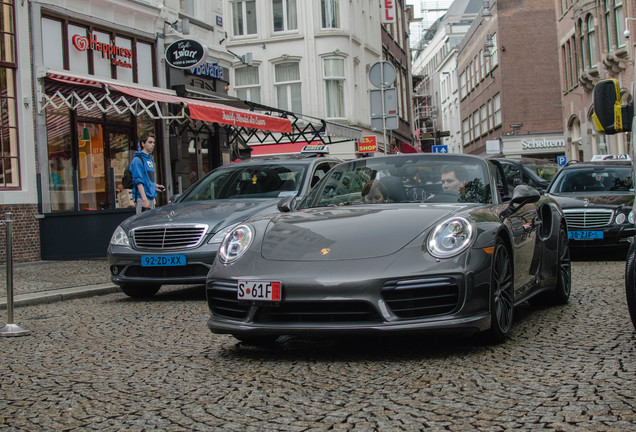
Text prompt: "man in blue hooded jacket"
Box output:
[[130, 132, 165, 213]]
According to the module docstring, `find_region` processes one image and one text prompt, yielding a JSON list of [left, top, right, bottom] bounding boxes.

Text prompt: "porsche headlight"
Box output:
[[629, 211, 635, 225], [208, 225, 234, 245], [427, 217, 474, 259], [615, 212, 627, 225], [110, 225, 130, 247], [218, 224, 253, 264]]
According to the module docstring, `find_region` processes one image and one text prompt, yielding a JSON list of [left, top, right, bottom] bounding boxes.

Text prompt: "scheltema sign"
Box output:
[[165, 39, 207, 69], [521, 138, 565, 150]]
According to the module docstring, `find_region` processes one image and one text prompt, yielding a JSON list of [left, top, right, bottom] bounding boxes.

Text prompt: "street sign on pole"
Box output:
[[369, 62, 396, 88], [368, 61, 398, 154], [432, 145, 449, 153], [557, 155, 567, 166]]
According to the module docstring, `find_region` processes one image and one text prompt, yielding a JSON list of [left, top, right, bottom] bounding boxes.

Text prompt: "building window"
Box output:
[[472, 110, 480, 139], [275, 62, 301, 113], [572, 36, 579, 83], [490, 33, 498, 67], [605, 1, 613, 51], [459, 71, 466, 99], [567, 41, 574, 89], [586, 15, 597, 68], [235, 66, 260, 103], [480, 105, 487, 134], [180, 0, 195, 15], [0, 0, 18, 189], [232, 0, 257, 36], [579, 20, 586, 72], [462, 118, 470, 146], [273, 0, 297, 32], [493, 93, 501, 127], [323, 58, 344, 118], [321, 0, 339, 29], [614, 0, 625, 48]]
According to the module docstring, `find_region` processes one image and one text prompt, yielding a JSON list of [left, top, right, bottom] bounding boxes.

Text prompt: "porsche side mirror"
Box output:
[[277, 195, 296, 213], [499, 185, 540, 220], [592, 78, 633, 134]]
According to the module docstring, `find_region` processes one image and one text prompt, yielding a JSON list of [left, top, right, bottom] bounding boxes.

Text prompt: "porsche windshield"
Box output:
[[179, 164, 307, 201], [300, 155, 492, 208]]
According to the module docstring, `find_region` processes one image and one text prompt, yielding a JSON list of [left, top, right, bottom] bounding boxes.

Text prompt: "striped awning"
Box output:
[[41, 71, 292, 133]]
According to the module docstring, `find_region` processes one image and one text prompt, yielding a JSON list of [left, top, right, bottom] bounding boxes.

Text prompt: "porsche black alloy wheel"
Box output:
[[551, 224, 572, 305], [120, 284, 161, 298], [485, 240, 514, 343], [625, 242, 636, 331]]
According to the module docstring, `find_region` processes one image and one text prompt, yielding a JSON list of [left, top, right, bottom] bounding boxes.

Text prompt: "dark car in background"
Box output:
[[546, 160, 634, 249], [108, 152, 340, 298], [493, 157, 560, 192]]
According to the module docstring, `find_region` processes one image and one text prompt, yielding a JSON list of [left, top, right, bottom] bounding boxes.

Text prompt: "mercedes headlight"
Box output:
[[218, 224, 253, 264], [615, 212, 627, 225], [629, 211, 635, 225], [110, 225, 130, 247], [208, 225, 235, 245], [427, 217, 474, 258]]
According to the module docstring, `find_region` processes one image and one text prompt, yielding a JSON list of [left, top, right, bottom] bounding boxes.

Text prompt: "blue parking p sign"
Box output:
[[557, 155, 567, 166], [432, 145, 448, 154]]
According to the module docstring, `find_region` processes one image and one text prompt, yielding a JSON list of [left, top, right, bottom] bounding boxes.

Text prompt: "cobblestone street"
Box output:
[[1, 259, 635, 431]]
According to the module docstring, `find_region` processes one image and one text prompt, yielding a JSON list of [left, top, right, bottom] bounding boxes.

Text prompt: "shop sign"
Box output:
[[190, 62, 224, 80], [165, 39, 208, 69], [381, 0, 396, 24], [521, 138, 565, 150], [358, 136, 377, 152], [72, 33, 133, 69]]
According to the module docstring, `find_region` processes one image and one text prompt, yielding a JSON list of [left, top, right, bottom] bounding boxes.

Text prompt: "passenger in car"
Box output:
[[361, 180, 389, 203]]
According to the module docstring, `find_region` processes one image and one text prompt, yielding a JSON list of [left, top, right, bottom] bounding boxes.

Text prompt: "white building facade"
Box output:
[[222, 0, 387, 159], [411, 0, 480, 154]]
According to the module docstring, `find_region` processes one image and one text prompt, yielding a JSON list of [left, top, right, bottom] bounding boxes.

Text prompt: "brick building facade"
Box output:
[[457, 0, 565, 159], [556, 0, 634, 162]]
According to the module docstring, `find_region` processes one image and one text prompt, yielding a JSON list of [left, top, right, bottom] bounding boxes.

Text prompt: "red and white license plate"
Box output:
[[237, 280, 282, 302]]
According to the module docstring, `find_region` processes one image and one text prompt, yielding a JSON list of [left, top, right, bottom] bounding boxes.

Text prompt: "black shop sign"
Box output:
[[165, 39, 207, 69]]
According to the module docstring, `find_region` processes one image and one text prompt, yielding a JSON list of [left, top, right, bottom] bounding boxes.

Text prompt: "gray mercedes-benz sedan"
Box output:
[[108, 153, 340, 297]]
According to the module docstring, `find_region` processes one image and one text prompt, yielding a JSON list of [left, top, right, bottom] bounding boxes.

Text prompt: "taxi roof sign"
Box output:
[[301, 144, 329, 154], [590, 154, 632, 161]]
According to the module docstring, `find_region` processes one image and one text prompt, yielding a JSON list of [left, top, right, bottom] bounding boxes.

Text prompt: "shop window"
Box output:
[[0, 68, 19, 189], [42, 18, 64, 70], [0, 0, 18, 190]]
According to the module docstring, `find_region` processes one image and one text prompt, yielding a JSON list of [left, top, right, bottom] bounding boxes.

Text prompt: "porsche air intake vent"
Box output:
[[381, 276, 461, 319], [132, 224, 208, 249]]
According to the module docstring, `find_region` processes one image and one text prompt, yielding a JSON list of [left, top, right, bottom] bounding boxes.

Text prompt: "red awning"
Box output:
[[249, 142, 309, 156], [185, 99, 292, 134], [400, 142, 422, 153], [45, 71, 292, 134]]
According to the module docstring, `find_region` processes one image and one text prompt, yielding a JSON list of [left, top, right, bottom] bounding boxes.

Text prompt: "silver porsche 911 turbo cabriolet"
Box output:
[[205, 153, 571, 344]]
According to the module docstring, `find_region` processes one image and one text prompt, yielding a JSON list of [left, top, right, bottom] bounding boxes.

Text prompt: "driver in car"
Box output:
[[441, 165, 468, 194]]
